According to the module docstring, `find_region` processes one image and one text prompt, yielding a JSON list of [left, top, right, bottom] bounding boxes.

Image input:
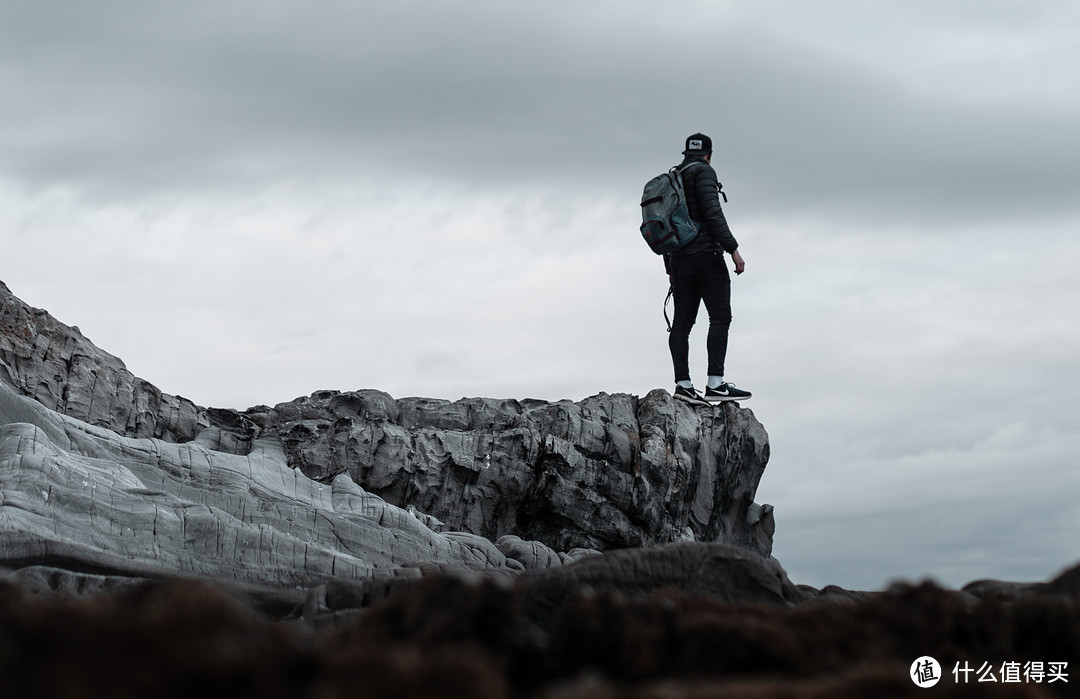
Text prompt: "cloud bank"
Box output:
[[2, 0, 1079, 589]]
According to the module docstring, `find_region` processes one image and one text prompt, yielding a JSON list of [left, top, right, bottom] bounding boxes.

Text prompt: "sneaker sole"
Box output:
[[673, 393, 709, 407], [705, 395, 751, 402]]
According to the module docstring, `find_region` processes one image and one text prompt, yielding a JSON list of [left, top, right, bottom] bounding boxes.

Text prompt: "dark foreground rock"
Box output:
[[3, 563, 1080, 698]]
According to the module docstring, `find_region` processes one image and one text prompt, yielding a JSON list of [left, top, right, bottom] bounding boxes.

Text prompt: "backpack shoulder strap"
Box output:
[[676, 160, 707, 173]]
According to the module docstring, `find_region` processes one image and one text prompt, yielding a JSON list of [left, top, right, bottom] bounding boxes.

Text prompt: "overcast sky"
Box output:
[[3, 0, 1079, 591]]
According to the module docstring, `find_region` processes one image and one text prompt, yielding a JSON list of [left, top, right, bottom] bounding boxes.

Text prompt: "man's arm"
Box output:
[[692, 164, 739, 254]]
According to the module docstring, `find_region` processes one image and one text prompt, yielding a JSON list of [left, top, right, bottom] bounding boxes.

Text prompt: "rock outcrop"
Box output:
[[0, 279, 775, 593], [228, 386, 774, 556], [0, 282, 207, 443]]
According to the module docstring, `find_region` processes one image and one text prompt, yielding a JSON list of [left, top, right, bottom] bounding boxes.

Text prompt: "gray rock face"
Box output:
[[0, 281, 208, 443], [0, 279, 775, 592], [229, 387, 774, 556]]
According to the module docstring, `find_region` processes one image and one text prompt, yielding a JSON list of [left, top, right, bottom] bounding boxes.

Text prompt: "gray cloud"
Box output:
[[2, 1, 1080, 590], [4, 1, 1078, 224]]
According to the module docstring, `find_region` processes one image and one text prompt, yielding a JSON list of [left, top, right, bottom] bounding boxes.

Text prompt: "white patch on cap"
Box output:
[[689, 139, 703, 150]]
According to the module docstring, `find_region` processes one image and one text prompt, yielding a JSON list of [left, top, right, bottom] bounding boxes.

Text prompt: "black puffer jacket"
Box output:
[[670, 155, 738, 258]]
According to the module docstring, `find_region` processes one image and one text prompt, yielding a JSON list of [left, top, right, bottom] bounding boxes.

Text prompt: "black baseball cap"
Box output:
[[682, 133, 713, 155]]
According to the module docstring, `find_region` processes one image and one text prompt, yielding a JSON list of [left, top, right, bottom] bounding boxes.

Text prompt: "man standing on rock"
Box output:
[[666, 133, 751, 405]]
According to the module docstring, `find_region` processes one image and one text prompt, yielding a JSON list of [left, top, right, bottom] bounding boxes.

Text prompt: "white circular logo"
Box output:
[[911, 656, 942, 688]]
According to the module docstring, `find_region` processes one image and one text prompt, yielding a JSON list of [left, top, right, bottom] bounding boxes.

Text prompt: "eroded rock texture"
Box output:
[[227, 387, 774, 556]]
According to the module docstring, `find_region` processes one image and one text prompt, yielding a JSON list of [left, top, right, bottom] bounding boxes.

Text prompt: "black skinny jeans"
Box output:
[[668, 252, 732, 383]]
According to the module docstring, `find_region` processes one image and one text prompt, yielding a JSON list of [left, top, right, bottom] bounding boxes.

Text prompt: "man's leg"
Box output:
[[668, 273, 703, 384], [699, 257, 732, 380]]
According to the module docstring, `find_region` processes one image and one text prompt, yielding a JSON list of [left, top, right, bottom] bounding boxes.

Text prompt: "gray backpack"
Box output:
[[639, 162, 703, 255]]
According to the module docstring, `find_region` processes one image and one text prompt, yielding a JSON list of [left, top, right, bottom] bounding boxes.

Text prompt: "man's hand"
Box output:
[[732, 250, 746, 275]]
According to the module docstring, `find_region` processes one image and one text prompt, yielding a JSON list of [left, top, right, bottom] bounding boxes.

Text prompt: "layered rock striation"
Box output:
[[0, 280, 774, 593]]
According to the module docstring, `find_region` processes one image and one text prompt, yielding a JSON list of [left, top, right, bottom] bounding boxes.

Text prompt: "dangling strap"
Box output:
[[664, 285, 674, 332]]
